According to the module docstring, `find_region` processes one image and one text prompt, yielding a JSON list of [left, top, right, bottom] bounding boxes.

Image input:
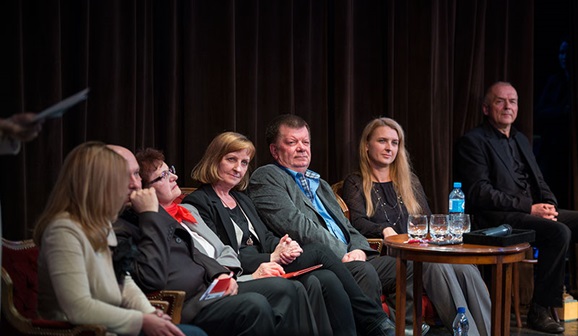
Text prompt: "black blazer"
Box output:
[[454, 120, 557, 217], [113, 207, 230, 323], [182, 184, 280, 273]]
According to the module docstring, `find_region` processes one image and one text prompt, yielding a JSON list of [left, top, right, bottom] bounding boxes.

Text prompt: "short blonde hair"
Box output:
[[192, 132, 256, 190], [34, 142, 128, 252]]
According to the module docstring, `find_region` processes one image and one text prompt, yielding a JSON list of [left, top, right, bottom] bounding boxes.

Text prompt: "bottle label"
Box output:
[[449, 199, 465, 213]]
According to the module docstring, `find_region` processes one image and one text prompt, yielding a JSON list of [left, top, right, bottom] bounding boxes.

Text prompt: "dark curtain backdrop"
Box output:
[[0, 0, 568, 240], [572, 0, 578, 211]]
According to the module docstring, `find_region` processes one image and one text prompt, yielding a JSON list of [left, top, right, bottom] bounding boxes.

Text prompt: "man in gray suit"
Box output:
[[248, 114, 422, 332]]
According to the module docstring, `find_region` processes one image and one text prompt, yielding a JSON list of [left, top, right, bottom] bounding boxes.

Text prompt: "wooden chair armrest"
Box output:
[[367, 238, 384, 255], [148, 300, 170, 314], [146, 290, 186, 324]]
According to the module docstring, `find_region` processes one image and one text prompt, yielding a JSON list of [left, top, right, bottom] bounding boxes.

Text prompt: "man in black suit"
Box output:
[[454, 81, 578, 334]]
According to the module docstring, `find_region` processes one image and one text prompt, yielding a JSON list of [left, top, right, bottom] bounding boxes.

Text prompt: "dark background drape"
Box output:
[[1, 0, 575, 240]]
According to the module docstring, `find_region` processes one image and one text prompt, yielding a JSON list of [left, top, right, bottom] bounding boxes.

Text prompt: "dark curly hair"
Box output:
[[135, 148, 165, 187]]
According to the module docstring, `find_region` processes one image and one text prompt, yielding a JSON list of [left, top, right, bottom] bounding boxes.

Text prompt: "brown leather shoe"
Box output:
[[527, 303, 564, 334]]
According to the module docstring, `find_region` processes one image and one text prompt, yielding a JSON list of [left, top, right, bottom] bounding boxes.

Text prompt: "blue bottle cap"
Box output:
[[457, 307, 466, 314], [453, 182, 462, 188]]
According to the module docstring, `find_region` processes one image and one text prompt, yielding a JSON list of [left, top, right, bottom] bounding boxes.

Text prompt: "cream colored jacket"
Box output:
[[37, 214, 155, 336]]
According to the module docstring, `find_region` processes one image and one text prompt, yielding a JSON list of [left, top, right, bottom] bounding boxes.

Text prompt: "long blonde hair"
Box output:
[[192, 132, 256, 190], [358, 118, 422, 216], [33, 142, 128, 252]]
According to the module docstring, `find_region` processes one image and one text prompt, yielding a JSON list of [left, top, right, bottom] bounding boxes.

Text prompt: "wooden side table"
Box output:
[[384, 234, 530, 336]]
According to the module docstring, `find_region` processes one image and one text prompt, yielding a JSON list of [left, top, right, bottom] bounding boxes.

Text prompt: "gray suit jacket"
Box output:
[[248, 164, 375, 259]]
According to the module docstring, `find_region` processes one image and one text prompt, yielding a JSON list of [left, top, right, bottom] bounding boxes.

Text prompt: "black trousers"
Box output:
[[192, 277, 316, 336], [299, 269, 351, 336], [284, 243, 392, 335], [478, 208, 578, 307]]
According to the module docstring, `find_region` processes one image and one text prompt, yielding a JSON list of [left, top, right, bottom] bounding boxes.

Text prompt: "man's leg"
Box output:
[[192, 293, 275, 336], [558, 209, 578, 296], [367, 255, 415, 324], [496, 212, 569, 333], [297, 272, 335, 336], [558, 208, 578, 243], [343, 260, 383, 306], [238, 277, 318, 335], [509, 214, 571, 307], [287, 243, 392, 335]]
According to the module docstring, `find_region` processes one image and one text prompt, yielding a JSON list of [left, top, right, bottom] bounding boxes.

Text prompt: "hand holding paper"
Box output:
[[253, 262, 285, 279], [0, 113, 42, 142], [199, 272, 236, 301]]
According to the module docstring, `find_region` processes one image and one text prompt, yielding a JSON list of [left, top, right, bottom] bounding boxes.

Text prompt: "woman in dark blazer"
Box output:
[[131, 147, 318, 336], [183, 132, 396, 336]]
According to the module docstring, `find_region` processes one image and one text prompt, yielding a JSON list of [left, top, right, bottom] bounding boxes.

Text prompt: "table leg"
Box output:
[[413, 261, 423, 336], [502, 263, 513, 336], [491, 259, 504, 336], [395, 256, 407, 336]]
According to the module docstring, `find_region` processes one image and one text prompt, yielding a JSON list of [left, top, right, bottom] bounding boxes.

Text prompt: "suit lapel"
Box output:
[[515, 133, 542, 179], [276, 166, 318, 212], [203, 185, 241, 253], [280, 166, 351, 243], [231, 192, 261, 238]]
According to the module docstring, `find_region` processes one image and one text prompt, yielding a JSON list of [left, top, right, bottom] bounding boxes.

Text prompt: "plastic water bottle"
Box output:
[[449, 182, 465, 214], [452, 307, 469, 336]]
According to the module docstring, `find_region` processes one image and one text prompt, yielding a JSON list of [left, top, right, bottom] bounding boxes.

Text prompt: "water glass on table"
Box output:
[[407, 215, 429, 240], [429, 214, 449, 241], [449, 213, 471, 242]]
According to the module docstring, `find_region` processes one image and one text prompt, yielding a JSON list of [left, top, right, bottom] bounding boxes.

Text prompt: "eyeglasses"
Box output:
[[149, 165, 176, 185]]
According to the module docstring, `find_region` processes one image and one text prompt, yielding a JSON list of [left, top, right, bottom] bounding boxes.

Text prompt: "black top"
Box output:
[[227, 204, 261, 250], [342, 173, 431, 238]]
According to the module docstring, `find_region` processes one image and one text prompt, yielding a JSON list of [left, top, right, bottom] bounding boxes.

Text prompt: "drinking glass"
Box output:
[[449, 213, 471, 242], [429, 214, 449, 241], [407, 215, 428, 240]]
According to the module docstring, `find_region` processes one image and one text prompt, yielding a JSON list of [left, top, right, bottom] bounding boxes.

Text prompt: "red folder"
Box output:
[[282, 264, 323, 278], [199, 275, 233, 301]]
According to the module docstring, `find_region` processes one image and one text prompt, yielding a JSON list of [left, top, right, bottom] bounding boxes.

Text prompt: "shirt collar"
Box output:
[[277, 163, 320, 180], [485, 119, 518, 139]]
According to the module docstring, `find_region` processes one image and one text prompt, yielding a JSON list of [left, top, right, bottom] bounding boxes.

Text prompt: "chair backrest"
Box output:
[[2, 238, 106, 335], [330, 182, 383, 254], [2, 238, 39, 319], [330, 181, 350, 220]]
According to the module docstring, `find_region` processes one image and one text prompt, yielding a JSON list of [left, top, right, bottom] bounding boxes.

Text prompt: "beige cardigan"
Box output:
[[37, 214, 155, 336]]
